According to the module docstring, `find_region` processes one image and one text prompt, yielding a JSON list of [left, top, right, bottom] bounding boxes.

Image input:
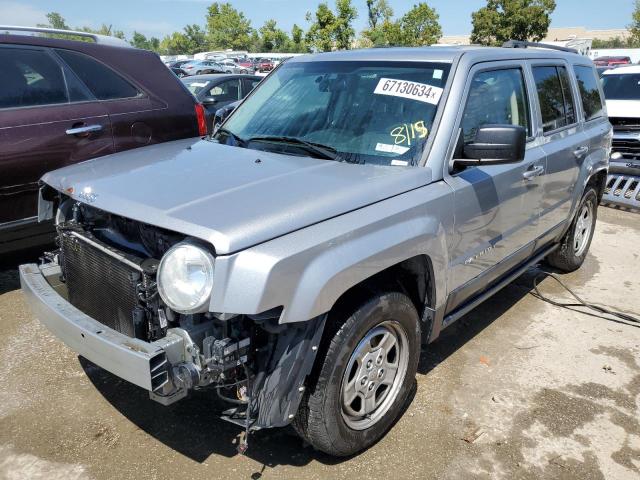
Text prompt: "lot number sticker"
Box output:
[[374, 78, 443, 105]]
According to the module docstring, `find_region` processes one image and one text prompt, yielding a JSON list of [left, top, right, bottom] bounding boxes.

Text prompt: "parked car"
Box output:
[[170, 66, 187, 77], [21, 42, 609, 457], [182, 60, 225, 76], [167, 59, 193, 69], [0, 25, 207, 254], [236, 58, 255, 70], [593, 56, 631, 67], [218, 59, 252, 74], [182, 74, 261, 131], [256, 58, 274, 72], [600, 65, 640, 208]]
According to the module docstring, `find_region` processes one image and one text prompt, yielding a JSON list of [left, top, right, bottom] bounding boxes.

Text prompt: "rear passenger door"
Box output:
[[0, 45, 113, 225], [55, 49, 160, 152], [530, 62, 586, 237], [445, 62, 546, 312]]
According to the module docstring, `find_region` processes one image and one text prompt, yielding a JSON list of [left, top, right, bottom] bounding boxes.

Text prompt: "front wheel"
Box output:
[[293, 292, 421, 456], [546, 186, 598, 272]]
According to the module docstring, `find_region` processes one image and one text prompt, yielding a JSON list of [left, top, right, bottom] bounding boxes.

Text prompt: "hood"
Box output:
[[43, 138, 432, 255], [606, 99, 640, 119]]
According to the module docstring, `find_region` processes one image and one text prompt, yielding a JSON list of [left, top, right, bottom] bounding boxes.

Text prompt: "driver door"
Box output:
[[445, 62, 546, 312]]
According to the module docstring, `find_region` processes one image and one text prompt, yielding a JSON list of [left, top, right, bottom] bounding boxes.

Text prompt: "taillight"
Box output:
[[195, 103, 207, 136]]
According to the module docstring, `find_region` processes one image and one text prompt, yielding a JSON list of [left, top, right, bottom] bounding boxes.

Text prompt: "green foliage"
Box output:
[[470, 0, 556, 46], [306, 0, 357, 52], [159, 24, 207, 55], [206, 2, 254, 50], [42, 12, 69, 30], [366, 0, 393, 29], [362, 0, 393, 46], [38, 12, 125, 42], [592, 36, 640, 49], [396, 3, 442, 46], [362, 2, 441, 47], [334, 0, 358, 50], [630, 0, 640, 46], [259, 19, 289, 52], [306, 3, 337, 52]]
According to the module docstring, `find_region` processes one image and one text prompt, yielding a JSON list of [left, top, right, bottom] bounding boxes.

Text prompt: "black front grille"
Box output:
[[61, 231, 142, 337], [610, 117, 640, 132], [612, 138, 640, 159]]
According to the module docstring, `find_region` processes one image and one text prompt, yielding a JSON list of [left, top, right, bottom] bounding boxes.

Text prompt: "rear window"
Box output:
[[601, 73, 640, 100], [574, 66, 605, 121], [0, 47, 68, 108], [55, 49, 140, 101], [533, 66, 577, 133]]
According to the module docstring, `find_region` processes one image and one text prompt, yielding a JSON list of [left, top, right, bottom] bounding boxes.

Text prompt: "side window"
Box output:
[[557, 66, 576, 125], [0, 47, 68, 108], [55, 49, 140, 101], [207, 79, 241, 102], [460, 68, 530, 143], [532, 66, 577, 133], [575, 66, 605, 121]]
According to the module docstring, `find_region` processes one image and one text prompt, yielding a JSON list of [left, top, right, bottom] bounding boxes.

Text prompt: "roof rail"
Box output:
[[0, 25, 130, 48], [502, 40, 578, 54]]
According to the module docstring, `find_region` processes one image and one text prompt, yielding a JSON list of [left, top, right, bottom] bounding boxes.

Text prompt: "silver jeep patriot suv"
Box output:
[[20, 42, 611, 456]]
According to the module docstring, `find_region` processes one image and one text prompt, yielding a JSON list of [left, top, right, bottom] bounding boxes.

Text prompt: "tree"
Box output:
[[366, 0, 393, 30], [158, 25, 206, 55], [206, 2, 254, 51], [363, 0, 393, 46], [306, 3, 336, 52], [471, 0, 556, 46], [629, 0, 640, 47], [79, 24, 126, 40], [397, 3, 441, 46], [183, 24, 207, 52], [333, 0, 358, 50], [291, 23, 308, 52], [40, 12, 70, 30], [259, 19, 290, 52]]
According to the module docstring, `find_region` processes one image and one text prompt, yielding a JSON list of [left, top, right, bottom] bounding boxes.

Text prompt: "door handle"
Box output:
[[573, 146, 589, 158], [523, 165, 545, 180], [66, 124, 103, 136]]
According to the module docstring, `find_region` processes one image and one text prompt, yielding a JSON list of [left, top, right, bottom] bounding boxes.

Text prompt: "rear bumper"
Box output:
[[19, 262, 178, 392]]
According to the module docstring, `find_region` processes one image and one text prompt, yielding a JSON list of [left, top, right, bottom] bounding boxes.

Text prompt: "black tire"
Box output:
[[546, 186, 598, 272], [240, 69, 248, 74], [293, 292, 421, 456]]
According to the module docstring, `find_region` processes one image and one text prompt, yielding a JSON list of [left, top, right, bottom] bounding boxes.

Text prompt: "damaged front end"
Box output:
[[21, 196, 325, 438]]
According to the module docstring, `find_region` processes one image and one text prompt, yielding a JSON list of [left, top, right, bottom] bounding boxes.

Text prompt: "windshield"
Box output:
[[602, 73, 640, 100], [182, 79, 211, 96], [216, 60, 451, 166]]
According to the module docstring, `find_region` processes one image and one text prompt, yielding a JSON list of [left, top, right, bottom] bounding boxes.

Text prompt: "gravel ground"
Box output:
[[0, 206, 638, 480]]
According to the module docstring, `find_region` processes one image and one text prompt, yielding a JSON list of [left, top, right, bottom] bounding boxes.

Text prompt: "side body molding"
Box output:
[[209, 179, 455, 324]]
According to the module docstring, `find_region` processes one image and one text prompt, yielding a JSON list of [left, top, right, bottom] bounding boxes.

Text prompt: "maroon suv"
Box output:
[[0, 27, 207, 254]]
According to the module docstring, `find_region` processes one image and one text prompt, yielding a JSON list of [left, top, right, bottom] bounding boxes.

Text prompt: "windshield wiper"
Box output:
[[216, 128, 247, 147], [246, 135, 339, 160]]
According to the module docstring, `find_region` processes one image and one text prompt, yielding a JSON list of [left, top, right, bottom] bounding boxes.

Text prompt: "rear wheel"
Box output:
[[546, 187, 598, 272], [293, 292, 420, 456]]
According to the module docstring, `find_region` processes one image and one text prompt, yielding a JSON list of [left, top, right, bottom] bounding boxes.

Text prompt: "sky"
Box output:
[[0, 0, 636, 40]]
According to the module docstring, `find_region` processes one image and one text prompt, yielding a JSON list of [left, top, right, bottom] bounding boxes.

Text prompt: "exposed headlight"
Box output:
[[157, 242, 215, 314]]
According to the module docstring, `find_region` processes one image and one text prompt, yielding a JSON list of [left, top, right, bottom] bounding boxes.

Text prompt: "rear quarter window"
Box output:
[[574, 66, 604, 121], [55, 49, 140, 101]]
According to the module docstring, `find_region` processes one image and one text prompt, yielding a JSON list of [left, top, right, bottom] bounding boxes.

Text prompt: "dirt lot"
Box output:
[[0, 206, 639, 480]]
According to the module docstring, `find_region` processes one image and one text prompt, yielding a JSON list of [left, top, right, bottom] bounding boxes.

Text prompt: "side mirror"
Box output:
[[202, 96, 218, 106], [212, 104, 237, 132], [455, 125, 526, 167]]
